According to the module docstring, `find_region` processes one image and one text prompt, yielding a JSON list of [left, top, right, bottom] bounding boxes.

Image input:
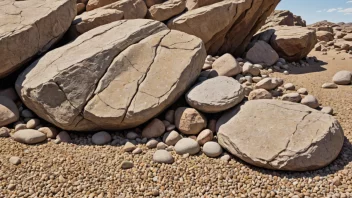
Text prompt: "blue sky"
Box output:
[[277, 0, 352, 25]]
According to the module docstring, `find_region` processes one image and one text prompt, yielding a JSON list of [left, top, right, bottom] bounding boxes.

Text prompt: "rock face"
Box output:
[[16, 20, 206, 131], [148, 0, 186, 21], [270, 26, 317, 62], [100, 0, 148, 19], [245, 41, 279, 66], [0, 96, 19, 127], [0, 0, 76, 78], [167, 0, 281, 56], [185, 76, 244, 113], [70, 9, 124, 36], [186, 0, 222, 10], [86, 0, 119, 10], [217, 100, 344, 171]]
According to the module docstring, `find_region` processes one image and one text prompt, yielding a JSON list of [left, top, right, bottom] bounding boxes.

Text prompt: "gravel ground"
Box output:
[[0, 51, 352, 198]]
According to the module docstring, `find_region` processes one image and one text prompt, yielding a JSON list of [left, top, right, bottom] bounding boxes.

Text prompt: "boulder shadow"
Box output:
[[286, 60, 328, 75]]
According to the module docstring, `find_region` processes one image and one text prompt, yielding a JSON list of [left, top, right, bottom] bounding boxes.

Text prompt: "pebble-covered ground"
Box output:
[[0, 52, 352, 198]]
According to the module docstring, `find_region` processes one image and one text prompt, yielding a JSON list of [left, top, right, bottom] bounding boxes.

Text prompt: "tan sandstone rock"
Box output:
[[175, 107, 207, 135], [245, 40, 279, 66], [217, 99, 344, 171], [148, 0, 186, 21], [167, 0, 280, 56], [16, 20, 206, 131], [0, 0, 76, 78], [0, 96, 19, 127], [101, 0, 148, 19]]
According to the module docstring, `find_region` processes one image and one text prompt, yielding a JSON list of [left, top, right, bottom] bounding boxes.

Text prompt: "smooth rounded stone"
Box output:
[[132, 147, 143, 154], [196, 129, 214, 145], [248, 89, 272, 100], [283, 70, 289, 75], [26, 119, 41, 129], [242, 62, 260, 76], [301, 95, 319, 109], [245, 75, 252, 83], [13, 129, 46, 144], [166, 145, 174, 151], [142, 119, 165, 138], [153, 150, 174, 164], [37, 127, 58, 138], [56, 131, 72, 143], [156, 142, 168, 150], [174, 107, 207, 135], [252, 77, 262, 83], [174, 138, 200, 155], [146, 139, 159, 149], [209, 53, 242, 77], [268, 68, 273, 73], [165, 110, 175, 124], [217, 99, 344, 171], [0, 96, 19, 127], [332, 70, 352, 85], [203, 141, 223, 158], [220, 154, 231, 162], [284, 83, 295, 90], [322, 82, 338, 89], [255, 78, 283, 90], [162, 120, 171, 128], [0, 127, 10, 137], [123, 142, 136, 152], [245, 41, 279, 66], [120, 161, 134, 169], [163, 130, 182, 146], [166, 124, 175, 131], [297, 88, 308, 95], [186, 76, 245, 113], [21, 109, 35, 118], [321, 106, 333, 115], [282, 93, 302, 103], [92, 131, 112, 145], [126, 131, 139, 140], [9, 156, 21, 165]]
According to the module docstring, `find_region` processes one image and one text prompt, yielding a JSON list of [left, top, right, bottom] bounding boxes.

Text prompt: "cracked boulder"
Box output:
[[270, 26, 317, 62], [167, 0, 280, 56], [217, 99, 344, 171], [0, 0, 76, 78], [15, 19, 206, 131]]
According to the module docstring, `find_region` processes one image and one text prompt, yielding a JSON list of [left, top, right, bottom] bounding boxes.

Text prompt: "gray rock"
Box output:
[[284, 83, 295, 90], [0, 127, 10, 138], [146, 139, 159, 149], [321, 106, 333, 115], [248, 89, 272, 100], [255, 78, 283, 90], [92, 131, 112, 145], [301, 95, 319, 109], [246, 41, 279, 66], [120, 161, 134, 169], [142, 119, 165, 138], [153, 150, 174, 164], [0, 96, 19, 127], [322, 82, 338, 89], [9, 156, 21, 165], [209, 53, 242, 77], [174, 138, 200, 155], [332, 70, 352, 85], [57, 131, 72, 143], [163, 130, 182, 146], [297, 88, 308, 95], [157, 142, 168, 150], [202, 141, 223, 158], [242, 62, 260, 76], [196, 129, 214, 145], [282, 93, 302, 103], [186, 76, 245, 113]]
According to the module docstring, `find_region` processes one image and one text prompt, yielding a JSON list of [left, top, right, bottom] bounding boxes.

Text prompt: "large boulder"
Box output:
[[332, 71, 352, 85], [167, 0, 280, 56], [316, 31, 334, 42], [0, 0, 76, 78], [186, 0, 222, 10], [217, 100, 344, 171], [270, 26, 317, 62], [185, 76, 244, 113], [86, 0, 119, 10], [147, 0, 186, 21], [245, 40, 279, 66], [260, 10, 306, 31], [16, 19, 206, 131]]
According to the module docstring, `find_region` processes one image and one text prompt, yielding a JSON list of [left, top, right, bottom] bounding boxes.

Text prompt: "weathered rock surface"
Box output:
[[316, 31, 334, 42], [100, 0, 148, 19], [186, 0, 222, 10], [245, 41, 279, 66], [70, 9, 124, 36], [217, 100, 344, 171], [175, 107, 207, 135], [86, 0, 120, 10], [270, 26, 317, 61], [167, 0, 281, 56], [209, 53, 241, 77], [186, 76, 244, 113], [148, 0, 186, 21], [0, 0, 76, 78], [248, 89, 272, 100], [0, 96, 19, 127], [16, 20, 206, 131]]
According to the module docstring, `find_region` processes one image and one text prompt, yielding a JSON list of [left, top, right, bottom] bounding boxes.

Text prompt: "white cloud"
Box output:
[[347, 1, 352, 3], [338, 7, 352, 14], [317, 10, 322, 12], [327, 8, 337, 12]]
